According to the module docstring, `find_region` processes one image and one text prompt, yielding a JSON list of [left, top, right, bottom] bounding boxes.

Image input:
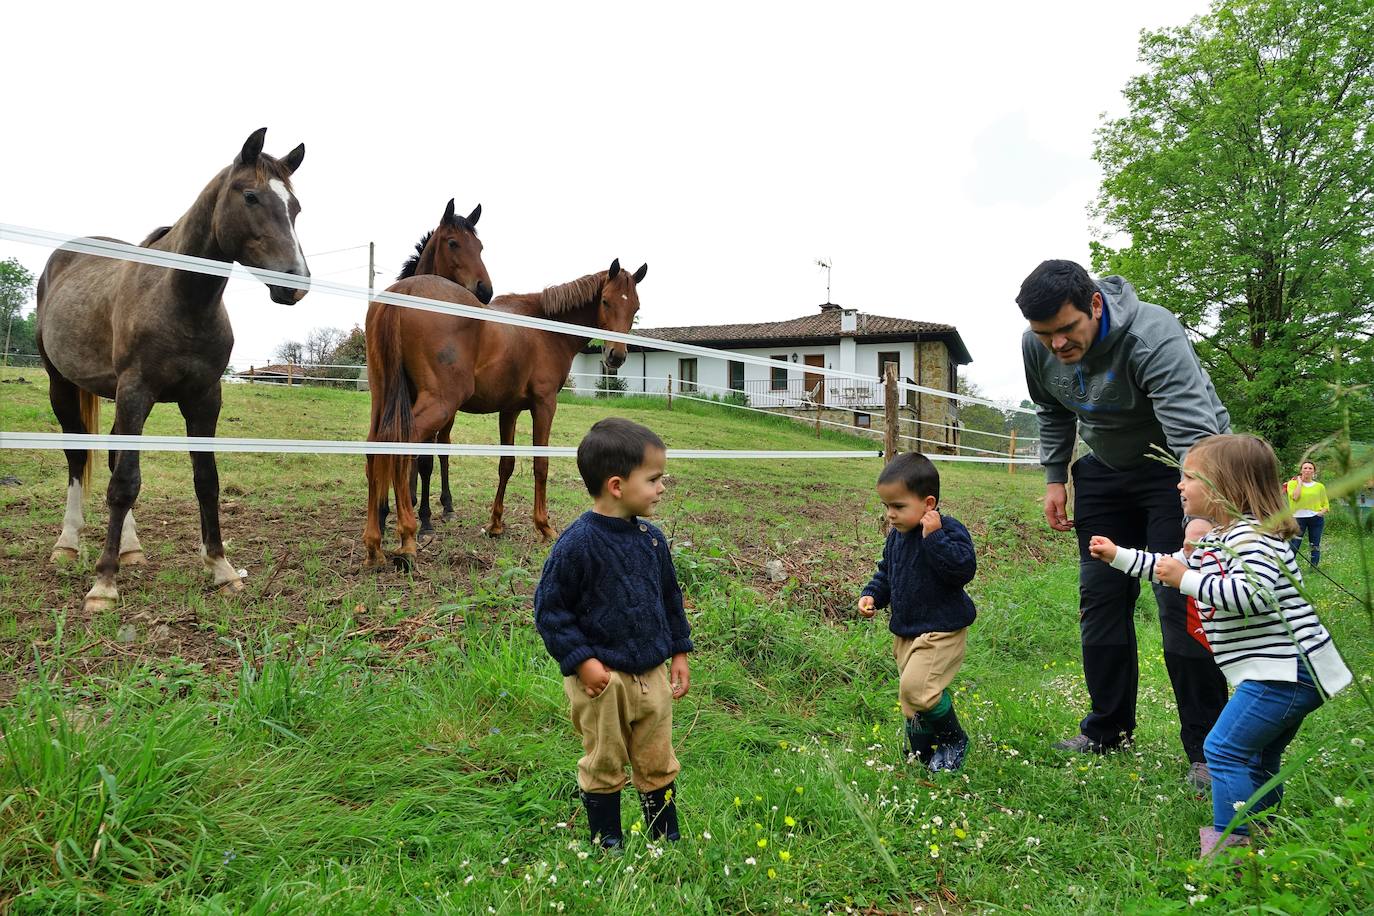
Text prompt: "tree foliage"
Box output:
[[1092, 0, 1374, 457], [1, 258, 37, 362]]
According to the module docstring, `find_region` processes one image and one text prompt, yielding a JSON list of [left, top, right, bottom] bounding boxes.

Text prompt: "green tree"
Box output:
[[1092, 0, 1374, 457], [956, 378, 1018, 456], [1, 258, 37, 365]]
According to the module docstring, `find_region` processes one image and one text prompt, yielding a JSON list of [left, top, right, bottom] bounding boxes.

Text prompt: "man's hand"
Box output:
[[1044, 483, 1073, 532], [920, 510, 943, 537], [858, 595, 876, 618], [670, 653, 691, 699], [1154, 556, 1186, 589], [577, 657, 612, 698], [1088, 535, 1118, 563]]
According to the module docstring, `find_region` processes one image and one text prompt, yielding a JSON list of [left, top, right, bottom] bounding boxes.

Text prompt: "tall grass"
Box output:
[[0, 367, 1370, 913]]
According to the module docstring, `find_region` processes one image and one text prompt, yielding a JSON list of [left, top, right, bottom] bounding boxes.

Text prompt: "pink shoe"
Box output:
[[1199, 826, 1251, 858]]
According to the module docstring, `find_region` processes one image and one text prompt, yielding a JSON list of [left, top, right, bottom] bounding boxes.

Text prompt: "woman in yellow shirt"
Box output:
[[1286, 460, 1330, 566]]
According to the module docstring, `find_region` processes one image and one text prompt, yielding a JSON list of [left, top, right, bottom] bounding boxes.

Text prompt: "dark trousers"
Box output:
[[1072, 455, 1229, 762], [1290, 515, 1325, 565]]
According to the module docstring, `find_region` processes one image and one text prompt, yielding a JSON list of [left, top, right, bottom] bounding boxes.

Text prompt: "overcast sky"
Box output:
[[2, 0, 1211, 405]]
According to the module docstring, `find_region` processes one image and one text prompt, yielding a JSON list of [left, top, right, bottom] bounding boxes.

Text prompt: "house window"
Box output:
[[877, 351, 901, 377], [728, 360, 745, 391], [678, 358, 698, 393], [770, 355, 788, 391]]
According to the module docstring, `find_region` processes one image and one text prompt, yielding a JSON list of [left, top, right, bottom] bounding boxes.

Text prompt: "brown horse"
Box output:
[[363, 259, 647, 567], [395, 199, 492, 304], [35, 127, 309, 612]]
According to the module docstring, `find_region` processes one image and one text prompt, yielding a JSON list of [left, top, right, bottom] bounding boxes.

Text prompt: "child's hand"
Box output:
[[858, 595, 876, 618], [920, 510, 942, 536], [670, 653, 690, 699], [577, 657, 612, 698], [1154, 556, 1186, 589], [1088, 535, 1118, 563]]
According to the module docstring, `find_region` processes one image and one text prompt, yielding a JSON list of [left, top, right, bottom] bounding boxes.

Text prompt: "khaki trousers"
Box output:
[[564, 666, 679, 793], [894, 629, 967, 718]]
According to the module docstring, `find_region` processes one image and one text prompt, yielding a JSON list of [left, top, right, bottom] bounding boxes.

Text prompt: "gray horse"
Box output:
[[36, 127, 310, 612]]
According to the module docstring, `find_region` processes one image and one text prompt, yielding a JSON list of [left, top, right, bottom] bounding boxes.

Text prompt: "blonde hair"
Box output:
[[1186, 434, 1298, 538]]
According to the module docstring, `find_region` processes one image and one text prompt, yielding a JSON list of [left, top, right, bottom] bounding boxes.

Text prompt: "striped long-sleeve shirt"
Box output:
[[1110, 518, 1351, 696]]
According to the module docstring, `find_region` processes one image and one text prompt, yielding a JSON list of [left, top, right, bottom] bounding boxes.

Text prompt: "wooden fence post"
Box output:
[[667, 373, 673, 410], [883, 364, 898, 461], [1008, 429, 1017, 474], [812, 381, 822, 438]]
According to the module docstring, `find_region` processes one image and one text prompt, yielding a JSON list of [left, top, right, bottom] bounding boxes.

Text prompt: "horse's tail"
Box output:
[[79, 390, 99, 492], [366, 303, 414, 508]]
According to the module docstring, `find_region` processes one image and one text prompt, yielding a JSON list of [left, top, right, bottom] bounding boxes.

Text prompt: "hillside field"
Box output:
[[0, 367, 1370, 914]]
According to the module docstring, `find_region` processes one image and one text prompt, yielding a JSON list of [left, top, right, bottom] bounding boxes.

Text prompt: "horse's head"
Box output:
[[428, 199, 493, 304], [598, 258, 647, 369], [215, 127, 310, 305]]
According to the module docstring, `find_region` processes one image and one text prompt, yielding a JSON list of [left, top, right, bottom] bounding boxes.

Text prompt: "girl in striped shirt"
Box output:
[[1087, 434, 1352, 857]]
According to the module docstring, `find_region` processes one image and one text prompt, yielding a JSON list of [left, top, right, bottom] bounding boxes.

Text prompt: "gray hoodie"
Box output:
[[1021, 276, 1230, 485]]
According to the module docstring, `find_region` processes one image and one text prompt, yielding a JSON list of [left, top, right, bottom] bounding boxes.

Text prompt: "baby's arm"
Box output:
[[1089, 536, 1187, 583], [859, 535, 893, 616]]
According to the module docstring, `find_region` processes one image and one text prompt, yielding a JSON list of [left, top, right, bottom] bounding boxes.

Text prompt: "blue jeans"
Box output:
[[1203, 664, 1323, 834], [1290, 515, 1325, 565]]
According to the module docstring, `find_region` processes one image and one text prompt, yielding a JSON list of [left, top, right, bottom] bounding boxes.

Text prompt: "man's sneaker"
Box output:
[[1186, 761, 1212, 791], [1051, 733, 1127, 755]]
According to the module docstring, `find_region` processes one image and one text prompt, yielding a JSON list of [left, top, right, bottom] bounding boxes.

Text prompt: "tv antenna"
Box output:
[[815, 257, 832, 303]]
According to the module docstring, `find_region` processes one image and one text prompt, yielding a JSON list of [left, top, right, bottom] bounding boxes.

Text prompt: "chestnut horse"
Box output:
[[364, 259, 647, 568], [35, 128, 309, 612]]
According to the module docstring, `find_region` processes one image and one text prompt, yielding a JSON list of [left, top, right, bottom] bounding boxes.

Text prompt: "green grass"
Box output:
[[0, 366, 1371, 914]]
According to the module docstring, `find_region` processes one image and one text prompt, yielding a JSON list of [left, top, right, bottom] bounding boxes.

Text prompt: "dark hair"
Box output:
[[877, 452, 940, 502], [1016, 259, 1098, 321], [577, 417, 666, 496]]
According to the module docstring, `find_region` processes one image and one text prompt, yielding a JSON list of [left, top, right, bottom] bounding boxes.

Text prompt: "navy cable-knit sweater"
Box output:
[[861, 515, 977, 637], [534, 511, 694, 676]]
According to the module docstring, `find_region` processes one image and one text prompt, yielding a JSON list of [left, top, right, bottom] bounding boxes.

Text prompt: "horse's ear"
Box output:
[[608, 258, 621, 280], [443, 198, 456, 225], [632, 263, 648, 285], [467, 203, 482, 226], [282, 143, 305, 175], [239, 127, 268, 166]]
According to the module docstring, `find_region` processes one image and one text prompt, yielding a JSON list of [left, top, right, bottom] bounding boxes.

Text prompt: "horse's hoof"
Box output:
[[391, 552, 415, 572], [120, 550, 147, 566], [83, 595, 117, 614], [51, 546, 79, 564], [537, 528, 558, 542], [418, 523, 435, 537], [439, 511, 456, 523], [482, 525, 504, 539], [215, 577, 246, 596]]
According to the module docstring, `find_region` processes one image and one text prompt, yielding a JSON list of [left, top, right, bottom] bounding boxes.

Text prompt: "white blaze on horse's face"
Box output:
[[269, 179, 309, 277]]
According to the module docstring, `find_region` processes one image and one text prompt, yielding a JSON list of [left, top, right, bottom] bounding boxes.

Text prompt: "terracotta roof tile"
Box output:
[[637, 311, 956, 343]]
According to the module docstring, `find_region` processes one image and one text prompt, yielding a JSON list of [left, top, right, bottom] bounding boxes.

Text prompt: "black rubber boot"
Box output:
[[640, 782, 681, 841], [926, 699, 969, 772], [581, 790, 624, 849], [906, 714, 935, 766]]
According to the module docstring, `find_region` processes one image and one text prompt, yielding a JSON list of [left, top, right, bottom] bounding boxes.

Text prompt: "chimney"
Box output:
[[840, 308, 858, 332], [819, 301, 840, 312]]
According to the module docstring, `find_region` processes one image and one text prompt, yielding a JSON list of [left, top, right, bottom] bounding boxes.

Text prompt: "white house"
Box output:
[[567, 302, 973, 441]]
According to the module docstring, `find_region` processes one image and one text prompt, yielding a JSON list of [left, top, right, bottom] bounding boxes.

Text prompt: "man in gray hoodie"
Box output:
[[1018, 259, 1229, 789]]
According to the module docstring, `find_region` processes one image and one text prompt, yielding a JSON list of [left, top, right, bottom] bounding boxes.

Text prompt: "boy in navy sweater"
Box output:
[[534, 418, 693, 849], [859, 452, 977, 771]]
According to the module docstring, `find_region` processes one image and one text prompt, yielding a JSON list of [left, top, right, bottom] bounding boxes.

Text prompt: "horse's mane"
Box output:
[[140, 226, 173, 247], [539, 272, 608, 315], [397, 210, 480, 280], [397, 232, 432, 280]]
